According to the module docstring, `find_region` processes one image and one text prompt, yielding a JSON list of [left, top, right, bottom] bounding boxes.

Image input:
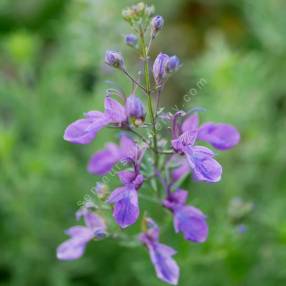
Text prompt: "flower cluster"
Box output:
[[57, 2, 240, 285]]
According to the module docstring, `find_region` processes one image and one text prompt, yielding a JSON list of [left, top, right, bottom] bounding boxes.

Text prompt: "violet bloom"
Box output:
[[139, 218, 179, 285], [125, 34, 138, 47], [166, 56, 181, 73], [105, 50, 125, 70], [171, 112, 240, 182], [163, 189, 208, 243], [107, 170, 144, 228], [153, 53, 181, 86], [171, 114, 222, 183], [64, 96, 127, 144], [57, 204, 106, 261], [151, 15, 164, 35], [153, 53, 170, 85], [88, 134, 142, 176], [182, 113, 240, 151], [105, 135, 144, 228], [126, 94, 146, 125]]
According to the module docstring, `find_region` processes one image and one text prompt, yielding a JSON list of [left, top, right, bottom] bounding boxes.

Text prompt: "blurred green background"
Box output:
[[1, 0, 286, 285]]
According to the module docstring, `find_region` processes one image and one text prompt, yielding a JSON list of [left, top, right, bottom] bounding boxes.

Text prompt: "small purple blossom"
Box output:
[[107, 171, 143, 228], [163, 190, 208, 242], [64, 96, 127, 145], [139, 218, 179, 285], [64, 111, 108, 144], [153, 53, 170, 85], [57, 204, 106, 261], [125, 34, 138, 47], [104, 136, 144, 228], [166, 56, 181, 73], [105, 50, 125, 70], [153, 53, 181, 86], [181, 113, 240, 151], [88, 134, 142, 176], [171, 115, 222, 183], [126, 95, 146, 125], [171, 112, 240, 182], [151, 15, 164, 36]]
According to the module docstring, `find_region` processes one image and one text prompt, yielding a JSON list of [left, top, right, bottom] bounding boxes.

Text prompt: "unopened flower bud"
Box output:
[[105, 50, 125, 70], [145, 5, 155, 17], [151, 15, 164, 37], [153, 53, 169, 85], [94, 183, 109, 199], [133, 2, 145, 13], [126, 95, 146, 125], [166, 56, 181, 73], [122, 8, 133, 21], [125, 34, 138, 47]]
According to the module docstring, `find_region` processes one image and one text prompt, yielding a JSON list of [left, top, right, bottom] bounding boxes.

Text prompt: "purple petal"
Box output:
[[104, 97, 127, 123], [191, 145, 215, 157], [174, 206, 208, 243], [198, 123, 240, 150], [119, 135, 140, 161], [106, 187, 128, 204], [57, 238, 87, 261], [164, 189, 188, 210], [118, 170, 136, 185], [126, 95, 146, 120], [171, 111, 184, 139], [64, 111, 108, 144], [171, 129, 197, 153], [178, 130, 198, 146], [64, 226, 94, 241], [172, 160, 190, 182], [82, 212, 106, 231], [153, 53, 170, 85], [140, 218, 160, 244], [132, 173, 144, 189], [87, 143, 121, 175], [184, 146, 222, 183], [181, 113, 199, 133], [148, 242, 179, 285], [113, 188, 139, 228], [57, 226, 94, 261]]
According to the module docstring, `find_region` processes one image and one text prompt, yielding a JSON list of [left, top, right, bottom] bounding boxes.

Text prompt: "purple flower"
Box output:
[[88, 134, 142, 176], [166, 56, 181, 73], [125, 34, 138, 47], [153, 53, 170, 85], [103, 135, 144, 228], [171, 122, 222, 183], [153, 53, 181, 86], [171, 111, 240, 182], [139, 218, 179, 285], [88, 143, 121, 175], [181, 113, 240, 151], [57, 204, 106, 261], [151, 15, 164, 35], [64, 111, 108, 144], [163, 190, 208, 243], [107, 171, 143, 228], [64, 96, 127, 145], [126, 95, 146, 125], [105, 50, 125, 70]]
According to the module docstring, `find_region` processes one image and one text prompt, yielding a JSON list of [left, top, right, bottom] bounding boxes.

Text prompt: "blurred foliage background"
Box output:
[[0, 0, 286, 285]]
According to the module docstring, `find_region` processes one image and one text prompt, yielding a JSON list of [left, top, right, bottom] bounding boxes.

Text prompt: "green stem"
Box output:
[[140, 29, 159, 168]]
